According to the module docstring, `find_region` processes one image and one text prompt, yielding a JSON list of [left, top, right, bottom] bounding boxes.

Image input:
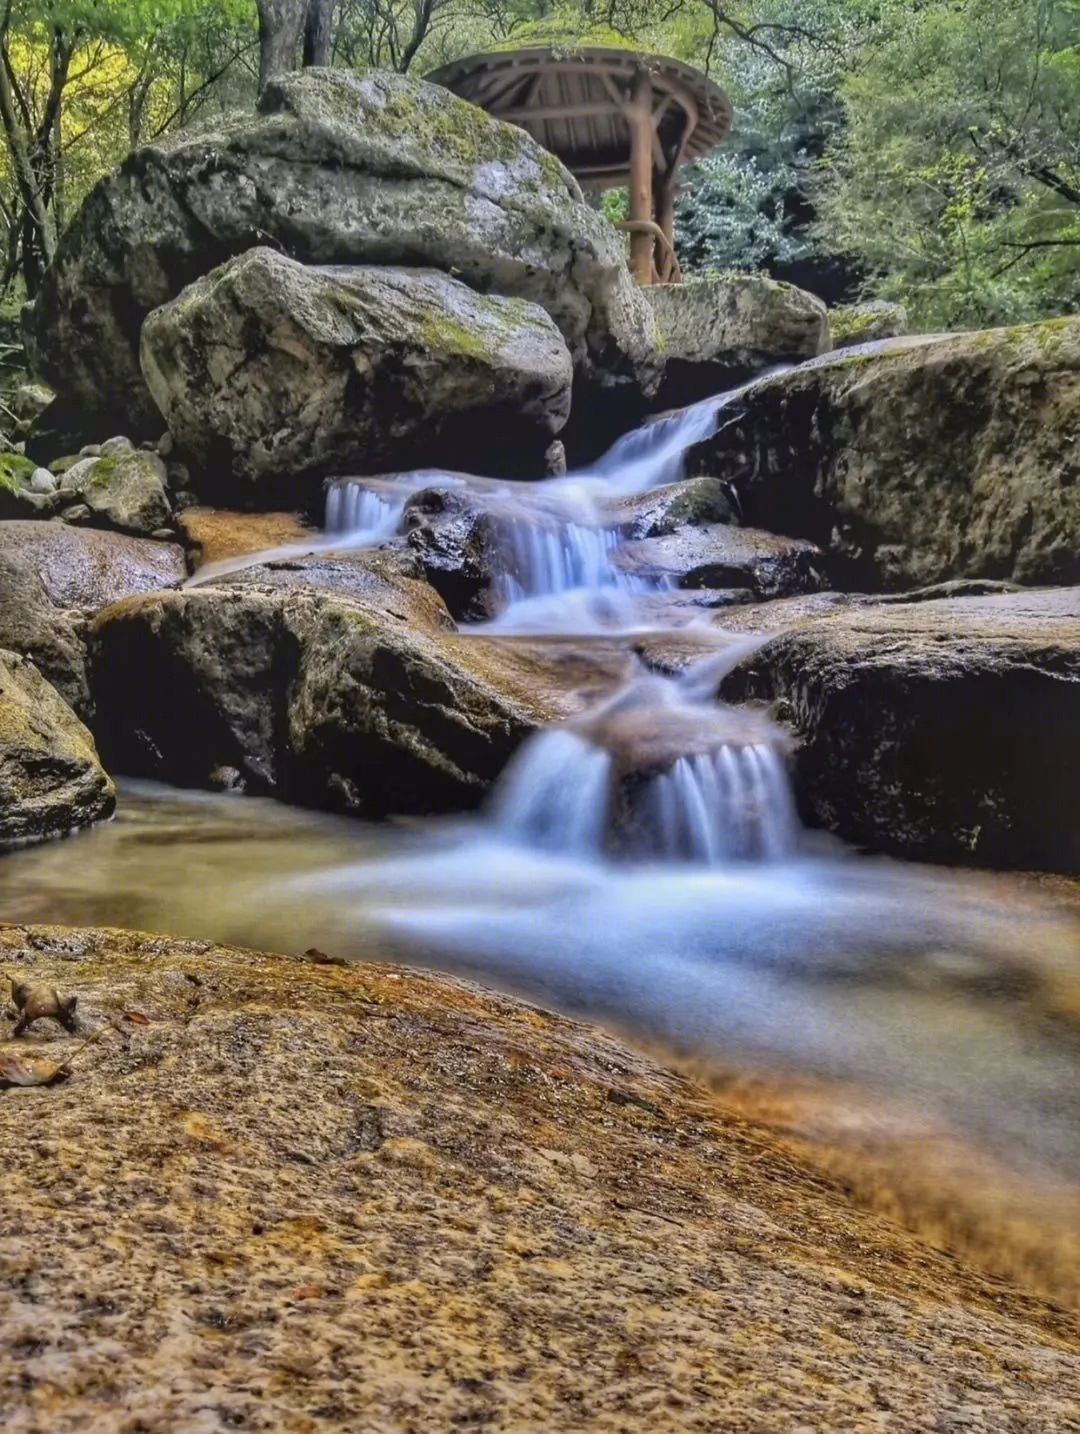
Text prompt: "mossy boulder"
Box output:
[[62, 449, 172, 535], [646, 275, 830, 407], [0, 649, 115, 847], [27, 67, 661, 440], [698, 319, 1080, 588], [140, 249, 574, 497]]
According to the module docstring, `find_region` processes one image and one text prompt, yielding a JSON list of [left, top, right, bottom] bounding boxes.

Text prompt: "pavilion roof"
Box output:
[[425, 44, 732, 188]]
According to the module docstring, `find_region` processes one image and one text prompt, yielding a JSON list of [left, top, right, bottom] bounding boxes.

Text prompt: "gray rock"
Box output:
[[79, 443, 102, 457], [141, 250, 574, 496], [616, 475, 736, 538], [0, 519, 186, 716], [28, 67, 661, 436], [617, 524, 828, 599], [89, 579, 558, 814], [0, 648, 115, 848], [61, 450, 171, 535], [646, 276, 830, 407], [698, 319, 1080, 588], [9, 380, 54, 425], [99, 434, 135, 456], [830, 300, 908, 349], [30, 466, 57, 493], [724, 587, 1080, 872], [61, 503, 92, 525]]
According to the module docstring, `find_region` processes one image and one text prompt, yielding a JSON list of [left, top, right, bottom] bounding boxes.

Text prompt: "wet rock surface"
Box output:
[[88, 578, 561, 813], [699, 319, 1080, 588], [0, 520, 185, 715], [0, 653, 114, 847], [1, 923, 1078, 1433], [618, 523, 829, 599], [725, 586, 1080, 872], [142, 250, 575, 496]]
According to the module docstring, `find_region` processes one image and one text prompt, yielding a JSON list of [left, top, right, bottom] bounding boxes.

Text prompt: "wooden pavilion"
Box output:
[[426, 45, 733, 286]]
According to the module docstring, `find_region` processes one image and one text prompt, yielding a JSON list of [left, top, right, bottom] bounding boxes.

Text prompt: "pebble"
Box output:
[[79, 443, 102, 458], [61, 503, 92, 525], [100, 435, 134, 456], [30, 467, 57, 494]]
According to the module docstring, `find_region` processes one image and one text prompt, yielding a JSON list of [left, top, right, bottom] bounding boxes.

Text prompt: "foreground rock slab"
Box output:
[[725, 586, 1080, 872], [142, 250, 574, 495], [700, 318, 1080, 588], [1, 924, 1078, 1432], [0, 521, 185, 716], [0, 654, 114, 846]]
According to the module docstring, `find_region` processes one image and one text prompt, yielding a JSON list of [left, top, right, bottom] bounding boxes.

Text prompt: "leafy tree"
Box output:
[[815, 0, 1080, 327]]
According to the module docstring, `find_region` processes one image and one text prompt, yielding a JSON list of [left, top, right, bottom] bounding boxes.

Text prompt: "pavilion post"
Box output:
[[626, 67, 655, 285]]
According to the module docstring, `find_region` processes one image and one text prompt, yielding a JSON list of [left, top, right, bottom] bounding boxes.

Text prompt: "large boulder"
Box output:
[[140, 250, 574, 496], [724, 586, 1080, 872], [698, 320, 1080, 589], [0, 520, 185, 716], [27, 67, 661, 441], [646, 275, 830, 408], [88, 574, 560, 812], [0, 650, 115, 846], [3, 924, 1080, 1431]]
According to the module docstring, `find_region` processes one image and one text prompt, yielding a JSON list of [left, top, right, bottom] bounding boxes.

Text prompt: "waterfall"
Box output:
[[637, 744, 797, 862], [490, 650, 798, 866]]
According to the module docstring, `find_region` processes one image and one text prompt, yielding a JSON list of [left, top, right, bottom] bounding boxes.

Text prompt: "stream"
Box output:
[[6, 391, 1080, 1254]]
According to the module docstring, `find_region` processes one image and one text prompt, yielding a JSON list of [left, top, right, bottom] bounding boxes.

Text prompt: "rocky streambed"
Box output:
[[1, 62, 1079, 1430]]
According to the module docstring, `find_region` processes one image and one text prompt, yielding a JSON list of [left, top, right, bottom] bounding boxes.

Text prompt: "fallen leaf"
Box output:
[[122, 1010, 151, 1025], [0, 1052, 70, 1088]]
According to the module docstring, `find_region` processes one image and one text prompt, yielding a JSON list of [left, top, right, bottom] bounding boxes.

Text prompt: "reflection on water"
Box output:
[[2, 782, 1079, 1191]]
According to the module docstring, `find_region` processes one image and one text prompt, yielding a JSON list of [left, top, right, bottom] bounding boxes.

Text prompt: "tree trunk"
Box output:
[[302, 0, 334, 67], [256, 0, 307, 90]]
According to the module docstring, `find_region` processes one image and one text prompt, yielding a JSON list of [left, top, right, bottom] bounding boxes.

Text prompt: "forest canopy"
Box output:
[[4, 0, 1078, 329]]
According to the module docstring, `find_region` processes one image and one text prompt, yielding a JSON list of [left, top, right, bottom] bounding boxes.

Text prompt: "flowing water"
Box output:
[[6, 387, 1080, 1293]]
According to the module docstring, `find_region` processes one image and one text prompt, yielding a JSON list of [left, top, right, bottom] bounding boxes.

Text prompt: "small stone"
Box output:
[[157, 431, 175, 458], [167, 462, 191, 490], [172, 489, 197, 512], [79, 443, 101, 458], [30, 467, 57, 494], [544, 440, 567, 476], [62, 503, 92, 525], [59, 457, 97, 494], [12, 440, 25, 455], [100, 435, 135, 456], [151, 527, 176, 542]]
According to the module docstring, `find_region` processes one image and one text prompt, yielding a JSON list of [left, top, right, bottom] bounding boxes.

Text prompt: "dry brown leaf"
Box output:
[[122, 1009, 151, 1025], [0, 1052, 70, 1088]]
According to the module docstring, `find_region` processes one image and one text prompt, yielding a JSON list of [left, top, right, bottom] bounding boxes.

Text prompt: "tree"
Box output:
[[257, 0, 335, 87], [814, 0, 1080, 327]]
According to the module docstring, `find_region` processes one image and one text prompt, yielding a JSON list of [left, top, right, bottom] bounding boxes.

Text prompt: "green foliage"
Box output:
[[814, 0, 1080, 328]]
